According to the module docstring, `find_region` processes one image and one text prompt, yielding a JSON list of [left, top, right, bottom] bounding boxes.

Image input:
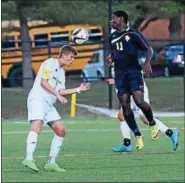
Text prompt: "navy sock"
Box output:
[[142, 107, 156, 126], [124, 111, 142, 137]]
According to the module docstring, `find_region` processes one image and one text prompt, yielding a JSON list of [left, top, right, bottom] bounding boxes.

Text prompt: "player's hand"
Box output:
[[106, 78, 115, 85], [78, 82, 91, 92], [57, 94, 68, 104], [106, 54, 114, 66], [143, 62, 152, 75]]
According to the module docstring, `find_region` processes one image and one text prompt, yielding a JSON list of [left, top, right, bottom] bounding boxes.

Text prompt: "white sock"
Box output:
[[26, 131, 38, 160], [120, 121, 131, 139], [48, 134, 64, 164], [154, 118, 168, 134]]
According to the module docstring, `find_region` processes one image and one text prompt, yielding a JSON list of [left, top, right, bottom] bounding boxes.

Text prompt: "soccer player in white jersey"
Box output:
[[107, 78, 179, 152], [22, 45, 91, 172]]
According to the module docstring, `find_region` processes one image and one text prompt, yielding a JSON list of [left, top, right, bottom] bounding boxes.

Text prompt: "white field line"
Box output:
[[3, 120, 184, 125], [2, 127, 184, 134], [2, 104, 184, 124], [76, 103, 185, 118], [2, 121, 184, 126], [1, 104, 184, 125], [2, 150, 184, 160]]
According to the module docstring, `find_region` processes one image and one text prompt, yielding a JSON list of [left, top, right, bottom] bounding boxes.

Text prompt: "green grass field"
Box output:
[[2, 115, 184, 182]]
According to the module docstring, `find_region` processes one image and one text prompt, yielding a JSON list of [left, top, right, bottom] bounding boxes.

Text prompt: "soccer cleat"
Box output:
[[22, 159, 39, 172], [151, 124, 159, 140], [44, 163, 66, 172], [112, 144, 133, 152], [136, 136, 144, 150], [169, 129, 180, 151]]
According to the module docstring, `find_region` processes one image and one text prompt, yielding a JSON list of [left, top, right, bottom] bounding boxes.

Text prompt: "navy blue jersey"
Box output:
[[110, 28, 150, 71]]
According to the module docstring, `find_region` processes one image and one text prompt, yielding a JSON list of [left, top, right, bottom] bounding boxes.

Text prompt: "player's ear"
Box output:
[[118, 17, 123, 23], [62, 52, 68, 58]]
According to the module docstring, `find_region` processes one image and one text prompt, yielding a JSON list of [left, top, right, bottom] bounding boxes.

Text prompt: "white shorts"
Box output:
[[131, 82, 150, 116], [27, 98, 61, 125]]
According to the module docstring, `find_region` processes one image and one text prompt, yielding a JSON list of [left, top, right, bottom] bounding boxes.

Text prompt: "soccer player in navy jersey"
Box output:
[[107, 10, 159, 150], [106, 78, 180, 152]]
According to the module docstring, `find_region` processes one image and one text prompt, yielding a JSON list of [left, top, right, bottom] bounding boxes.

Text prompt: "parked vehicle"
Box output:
[[162, 44, 184, 76], [81, 50, 105, 82]]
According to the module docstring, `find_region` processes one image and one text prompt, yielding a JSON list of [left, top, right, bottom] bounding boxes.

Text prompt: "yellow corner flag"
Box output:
[[70, 93, 76, 117]]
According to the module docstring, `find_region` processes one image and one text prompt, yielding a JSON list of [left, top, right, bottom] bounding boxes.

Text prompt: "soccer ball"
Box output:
[[71, 28, 89, 44]]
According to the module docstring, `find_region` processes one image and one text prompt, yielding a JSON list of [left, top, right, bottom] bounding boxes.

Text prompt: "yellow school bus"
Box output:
[[1, 24, 104, 87]]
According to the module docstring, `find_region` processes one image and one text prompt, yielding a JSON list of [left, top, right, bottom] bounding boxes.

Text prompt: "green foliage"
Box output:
[[2, 1, 17, 20], [2, 0, 46, 20], [2, 0, 184, 27], [30, 1, 108, 26], [112, 0, 185, 27]]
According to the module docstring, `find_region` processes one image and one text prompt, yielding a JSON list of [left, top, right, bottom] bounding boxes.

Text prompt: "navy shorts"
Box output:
[[115, 70, 144, 96]]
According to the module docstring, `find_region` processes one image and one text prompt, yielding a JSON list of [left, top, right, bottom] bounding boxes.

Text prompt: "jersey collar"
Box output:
[[126, 26, 130, 31], [117, 26, 130, 33]]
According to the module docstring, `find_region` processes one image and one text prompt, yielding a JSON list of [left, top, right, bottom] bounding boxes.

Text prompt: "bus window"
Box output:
[[87, 29, 103, 43], [34, 33, 48, 47], [51, 31, 69, 44], [2, 35, 16, 49], [17, 35, 21, 48], [17, 35, 32, 48]]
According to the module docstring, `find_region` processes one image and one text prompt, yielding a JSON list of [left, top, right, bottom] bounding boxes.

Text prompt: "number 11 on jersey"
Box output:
[[116, 42, 123, 51]]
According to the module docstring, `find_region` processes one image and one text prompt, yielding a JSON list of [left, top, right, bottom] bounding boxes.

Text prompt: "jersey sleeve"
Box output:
[[134, 31, 151, 51], [41, 59, 55, 79]]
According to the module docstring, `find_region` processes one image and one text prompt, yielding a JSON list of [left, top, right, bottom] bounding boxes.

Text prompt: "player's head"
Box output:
[[58, 45, 78, 66], [111, 10, 128, 30]]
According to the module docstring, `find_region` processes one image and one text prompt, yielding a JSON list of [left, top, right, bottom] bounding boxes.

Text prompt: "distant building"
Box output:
[[140, 14, 185, 48]]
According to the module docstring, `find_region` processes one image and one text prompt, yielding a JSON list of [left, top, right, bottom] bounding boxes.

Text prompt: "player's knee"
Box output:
[[121, 107, 131, 116], [135, 100, 145, 109], [30, 128, 42, 134], [55, 127, 66, 137], [121, 103, 128, 111], [30, 120, 43, 134], [117, 111, 125, 121], [122, 104, 131, 115]]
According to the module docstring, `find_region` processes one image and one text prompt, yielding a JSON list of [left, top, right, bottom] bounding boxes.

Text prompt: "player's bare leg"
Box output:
[[22, 120, 43, 172], [132, 91, 159, 140], [44, 120, 66, 172], [118, 94, 143, 150]]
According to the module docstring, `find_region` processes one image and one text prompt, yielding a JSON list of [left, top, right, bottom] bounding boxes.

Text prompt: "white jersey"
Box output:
[[28, 58, 65, 105]]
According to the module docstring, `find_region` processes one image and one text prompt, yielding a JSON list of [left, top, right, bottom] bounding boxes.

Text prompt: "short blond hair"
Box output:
[[59, 45, 78, 58]]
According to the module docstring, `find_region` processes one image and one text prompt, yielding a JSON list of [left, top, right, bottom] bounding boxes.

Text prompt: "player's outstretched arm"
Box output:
[[143, 46, 154, 75], [59, 83, 91, 96], [41, 79, 68, 104]]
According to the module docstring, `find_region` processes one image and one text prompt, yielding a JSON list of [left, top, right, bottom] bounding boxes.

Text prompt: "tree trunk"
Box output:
[[133, 17, 145, 30], [18, 5, 33, 88], [103, 28, 109, 77], [169, 15, 181, 44]]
